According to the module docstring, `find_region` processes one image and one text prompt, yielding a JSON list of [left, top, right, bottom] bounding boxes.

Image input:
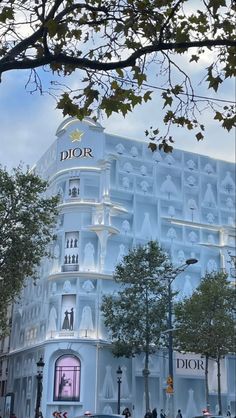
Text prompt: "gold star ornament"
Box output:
[[70, 129, 84, 142]]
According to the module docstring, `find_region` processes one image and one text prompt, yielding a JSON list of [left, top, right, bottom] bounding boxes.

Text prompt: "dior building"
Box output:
[[1, 117, 235, 418]]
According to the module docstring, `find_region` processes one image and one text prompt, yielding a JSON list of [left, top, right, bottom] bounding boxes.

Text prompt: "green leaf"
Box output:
[[171, 85, 184, 95], [111, 80, 119, 90], [143, 91, 153, 102], [0, 7, 14, 22], [196, 132, 204, 141], [189, 54, 200, 63], [45, 19, 59, 37], [207, 74, 223, 92], [214, 111, 223, 121], [208, 0, 226, 15], [175, 26, 190, 43], [148, 142, 157, 152], [116, 68, 124, 78], [162, 92, 173, 108], [222, 115, 236, 131], [57, 93, 79, 117]]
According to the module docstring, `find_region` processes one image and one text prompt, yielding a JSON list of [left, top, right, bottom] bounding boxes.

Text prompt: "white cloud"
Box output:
[[0, 72, 62, 169]]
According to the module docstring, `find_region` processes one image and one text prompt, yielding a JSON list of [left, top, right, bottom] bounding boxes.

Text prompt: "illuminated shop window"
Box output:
[[54, 355, 81, 401]]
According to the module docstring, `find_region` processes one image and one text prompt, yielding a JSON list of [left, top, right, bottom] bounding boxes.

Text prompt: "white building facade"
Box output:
[[2, 118, 236, 418]]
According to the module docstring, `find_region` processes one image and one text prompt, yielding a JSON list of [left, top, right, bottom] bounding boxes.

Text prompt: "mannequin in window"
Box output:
[[59, 373, 68, 397], [69, 307, 74, 330], [62, 310, 70, 330], [71, 186, 78, 197]]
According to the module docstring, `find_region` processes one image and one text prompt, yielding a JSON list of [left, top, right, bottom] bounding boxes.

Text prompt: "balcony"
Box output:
[[61, 264, 79, 272]]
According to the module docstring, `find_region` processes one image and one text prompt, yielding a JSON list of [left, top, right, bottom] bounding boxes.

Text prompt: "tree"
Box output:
[[174, 271, 236, 413], [101, 241, 174, 411], [0, 165, 58, 336], [0, 1, 235, 151]]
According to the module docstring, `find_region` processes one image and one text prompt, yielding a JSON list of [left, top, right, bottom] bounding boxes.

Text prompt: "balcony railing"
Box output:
[[61, 264, 79, 272]]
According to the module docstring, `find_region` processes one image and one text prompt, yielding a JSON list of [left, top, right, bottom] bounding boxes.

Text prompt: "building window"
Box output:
[[54, 355, 81, 401], [69, 179, 80, 198], [62, 231, 80, 272]]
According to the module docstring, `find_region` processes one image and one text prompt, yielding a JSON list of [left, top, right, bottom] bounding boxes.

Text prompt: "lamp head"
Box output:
[[116, 365, 122, 375], [185, 258, 198, 265], [37, 356, 45, 373]]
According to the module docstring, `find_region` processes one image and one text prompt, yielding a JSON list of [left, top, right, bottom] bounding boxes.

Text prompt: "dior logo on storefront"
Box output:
[[60, 147, 93, 161], [175, 353, 205, 376], [176, 358, 204, 371]]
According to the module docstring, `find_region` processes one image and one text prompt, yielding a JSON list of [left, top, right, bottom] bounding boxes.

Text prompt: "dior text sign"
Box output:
[[176, 358, 204, 371], [60, 147, 93, 161]]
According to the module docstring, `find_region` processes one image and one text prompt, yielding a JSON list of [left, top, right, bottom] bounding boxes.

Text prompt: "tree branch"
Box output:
[[0, 38, 235, 75], [0, 1, 111, 66], [159, 0, 184, 43]]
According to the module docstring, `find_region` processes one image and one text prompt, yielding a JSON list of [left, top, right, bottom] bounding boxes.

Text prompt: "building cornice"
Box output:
[[48, 270, 113, 281]]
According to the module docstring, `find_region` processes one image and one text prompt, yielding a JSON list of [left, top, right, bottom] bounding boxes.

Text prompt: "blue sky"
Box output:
[[0, 63, 235, 170]]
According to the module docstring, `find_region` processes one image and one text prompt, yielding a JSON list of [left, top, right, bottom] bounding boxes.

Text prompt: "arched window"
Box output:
[[54, 355, 81, 401]]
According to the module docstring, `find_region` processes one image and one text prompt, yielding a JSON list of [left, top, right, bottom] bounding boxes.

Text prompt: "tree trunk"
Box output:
[[143, 350, 150, 413], [217, 356, 222, 415], [205, 355, 210, 411], [143, 286, 150, 413]]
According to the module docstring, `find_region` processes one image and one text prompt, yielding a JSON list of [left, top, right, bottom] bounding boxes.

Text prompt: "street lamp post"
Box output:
[[166, 258, 198, 418], [35, 356, 45, 418], [116, 365, 122, 414]]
